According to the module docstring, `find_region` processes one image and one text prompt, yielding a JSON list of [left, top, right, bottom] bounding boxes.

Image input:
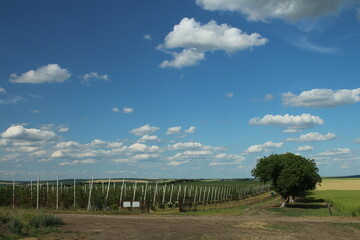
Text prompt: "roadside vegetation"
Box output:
[[0, 209, 63, 239]]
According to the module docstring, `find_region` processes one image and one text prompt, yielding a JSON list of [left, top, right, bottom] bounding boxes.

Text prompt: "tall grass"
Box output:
[[0, 209, 64, 238]]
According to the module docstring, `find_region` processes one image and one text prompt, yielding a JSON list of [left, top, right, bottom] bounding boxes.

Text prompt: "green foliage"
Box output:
[[7, 219, 24, 235], [0, 210, 64, 238], [29, 214, 64, 228], [0, 211, 11, 224], [252, 153, 322, 200]]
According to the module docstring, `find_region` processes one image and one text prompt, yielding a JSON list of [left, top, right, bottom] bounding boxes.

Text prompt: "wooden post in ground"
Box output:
[[30, 180, 33, 203], [161, 184, 167, 208], [182, 185, 187, 205], [176, 185, 181, 202], [193, 187, 198, 211], [12, 179, 15, 209], [119, 179, 125, 209], [56, 176, 59, 210], [87, 176, 94, 211], [46, 182, 49, 207], [153, 182, 158, 207], [203, 187, 207, 205], [36, 175, 39, 210], [132, 181, 137, 210], [73, 178, 76, 210], [169, 184, 174, 205], [143, 182, 148, 202], [105, 177, 111, 205]]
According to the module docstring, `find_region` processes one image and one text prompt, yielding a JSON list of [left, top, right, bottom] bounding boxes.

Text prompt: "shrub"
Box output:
[[0, 211, 10, 224], [29, 214, 64, 228], [7, 219, 24, 234]]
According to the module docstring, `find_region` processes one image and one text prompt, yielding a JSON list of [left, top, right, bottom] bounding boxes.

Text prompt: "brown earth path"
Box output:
[[39, 198, 360, 240]]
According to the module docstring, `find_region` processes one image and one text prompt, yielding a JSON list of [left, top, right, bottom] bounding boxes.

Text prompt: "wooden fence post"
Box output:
[[36, 175, 39, 210], [73, 178, 76, 210], [87, 176, 94, 211], [56, 176, 59, 210], [119, 179, 125, 209], [12, 179, 15, 209]]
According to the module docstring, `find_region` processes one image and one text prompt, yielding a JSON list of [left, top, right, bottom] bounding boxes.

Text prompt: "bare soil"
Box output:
[[31, 198, 360, 240]]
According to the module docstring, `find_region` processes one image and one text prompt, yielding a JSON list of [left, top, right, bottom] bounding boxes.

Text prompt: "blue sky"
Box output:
[[1, 0, 360, 180]]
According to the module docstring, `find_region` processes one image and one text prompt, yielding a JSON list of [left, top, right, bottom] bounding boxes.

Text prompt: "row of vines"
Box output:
[[0, 179, 271, 211]]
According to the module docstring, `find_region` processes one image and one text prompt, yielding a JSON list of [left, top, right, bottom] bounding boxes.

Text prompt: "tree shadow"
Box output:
[[288, 192, 327, 209]]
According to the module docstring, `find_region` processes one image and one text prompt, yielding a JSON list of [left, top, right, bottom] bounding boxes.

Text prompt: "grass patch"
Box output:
[[0, 209, 64, 239], [266, 193, 337, 217], [309, 190, 360, 216]]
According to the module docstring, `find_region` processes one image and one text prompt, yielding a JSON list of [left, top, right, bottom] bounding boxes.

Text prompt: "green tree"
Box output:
[[251, 153, 322, 207]]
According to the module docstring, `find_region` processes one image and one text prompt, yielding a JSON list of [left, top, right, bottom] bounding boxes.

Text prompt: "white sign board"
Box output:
[[123, 201, 131, 207], [132, 201, 140, 208]]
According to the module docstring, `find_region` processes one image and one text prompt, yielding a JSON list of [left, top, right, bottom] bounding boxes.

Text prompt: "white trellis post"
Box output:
[[153, 182, 158, 206], [182, 185, 187, 204], [87, 176, 94, 211], [169, 184, 174, 205], [12, 179, 15, 209], [56, 176, 59, 210], [73, 178, 76, 210], [132, 181, 137, 203], [207, 187, 211, 203], [203, 187, 207, 205], [36, 175, 39, 210], [161, 184, 167, 207], [30, 180, 33, 202], [143, 182, 148, 202], [176, 185, 181, 202], [193, 187, 198, 209], [46, 182, 49, 206], [119, 179, 125, 209], [105, 177, 111, 204]]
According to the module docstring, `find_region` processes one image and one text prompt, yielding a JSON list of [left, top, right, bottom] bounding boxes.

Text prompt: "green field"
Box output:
[[309, 190, 360, 216]]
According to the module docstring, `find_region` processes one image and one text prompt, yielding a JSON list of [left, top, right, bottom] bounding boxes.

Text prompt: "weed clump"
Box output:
[[30, 214, 64, 228], [0, 210, 64, 237]]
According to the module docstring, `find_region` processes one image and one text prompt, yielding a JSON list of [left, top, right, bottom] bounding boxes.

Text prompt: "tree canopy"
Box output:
[[251, 153, 322, 206]]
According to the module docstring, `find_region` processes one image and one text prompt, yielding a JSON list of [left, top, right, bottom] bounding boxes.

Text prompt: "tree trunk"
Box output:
[[280, 196, 290, 207]]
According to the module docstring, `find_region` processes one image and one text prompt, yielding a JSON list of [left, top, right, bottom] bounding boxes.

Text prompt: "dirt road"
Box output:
[[43, 212, 359, 240], [34, 197, 360, 240]]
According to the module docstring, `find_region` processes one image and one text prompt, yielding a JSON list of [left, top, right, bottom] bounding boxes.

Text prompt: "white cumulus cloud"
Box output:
[[112, 107, 120, 113], [1, 125, 57, 142], [318, 148, 352, 156], [167, 142, 203, 151], [137, 135, 159, 143], [123, 107, 134, 114], [297, 145, 314, 152], [166, 126, 182, 135], [0, 87, 6, 94], [285, 132, 336, 142], [245, 141, 283, 154], [282, 88, 360, 107], [143, 34, 152, 40], [159, 17, 267, 68], [81, 72, 109, 85], [249, 113, 323, 132], [196, 0, 349, 22], [129, 124, 160, 136], [185, 126, 196, 134], [9, 64, 71, 84], [58, 127, 69, 133]]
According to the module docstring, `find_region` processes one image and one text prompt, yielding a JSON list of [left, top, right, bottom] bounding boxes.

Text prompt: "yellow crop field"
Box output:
[[316, 179, 360, 190]]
